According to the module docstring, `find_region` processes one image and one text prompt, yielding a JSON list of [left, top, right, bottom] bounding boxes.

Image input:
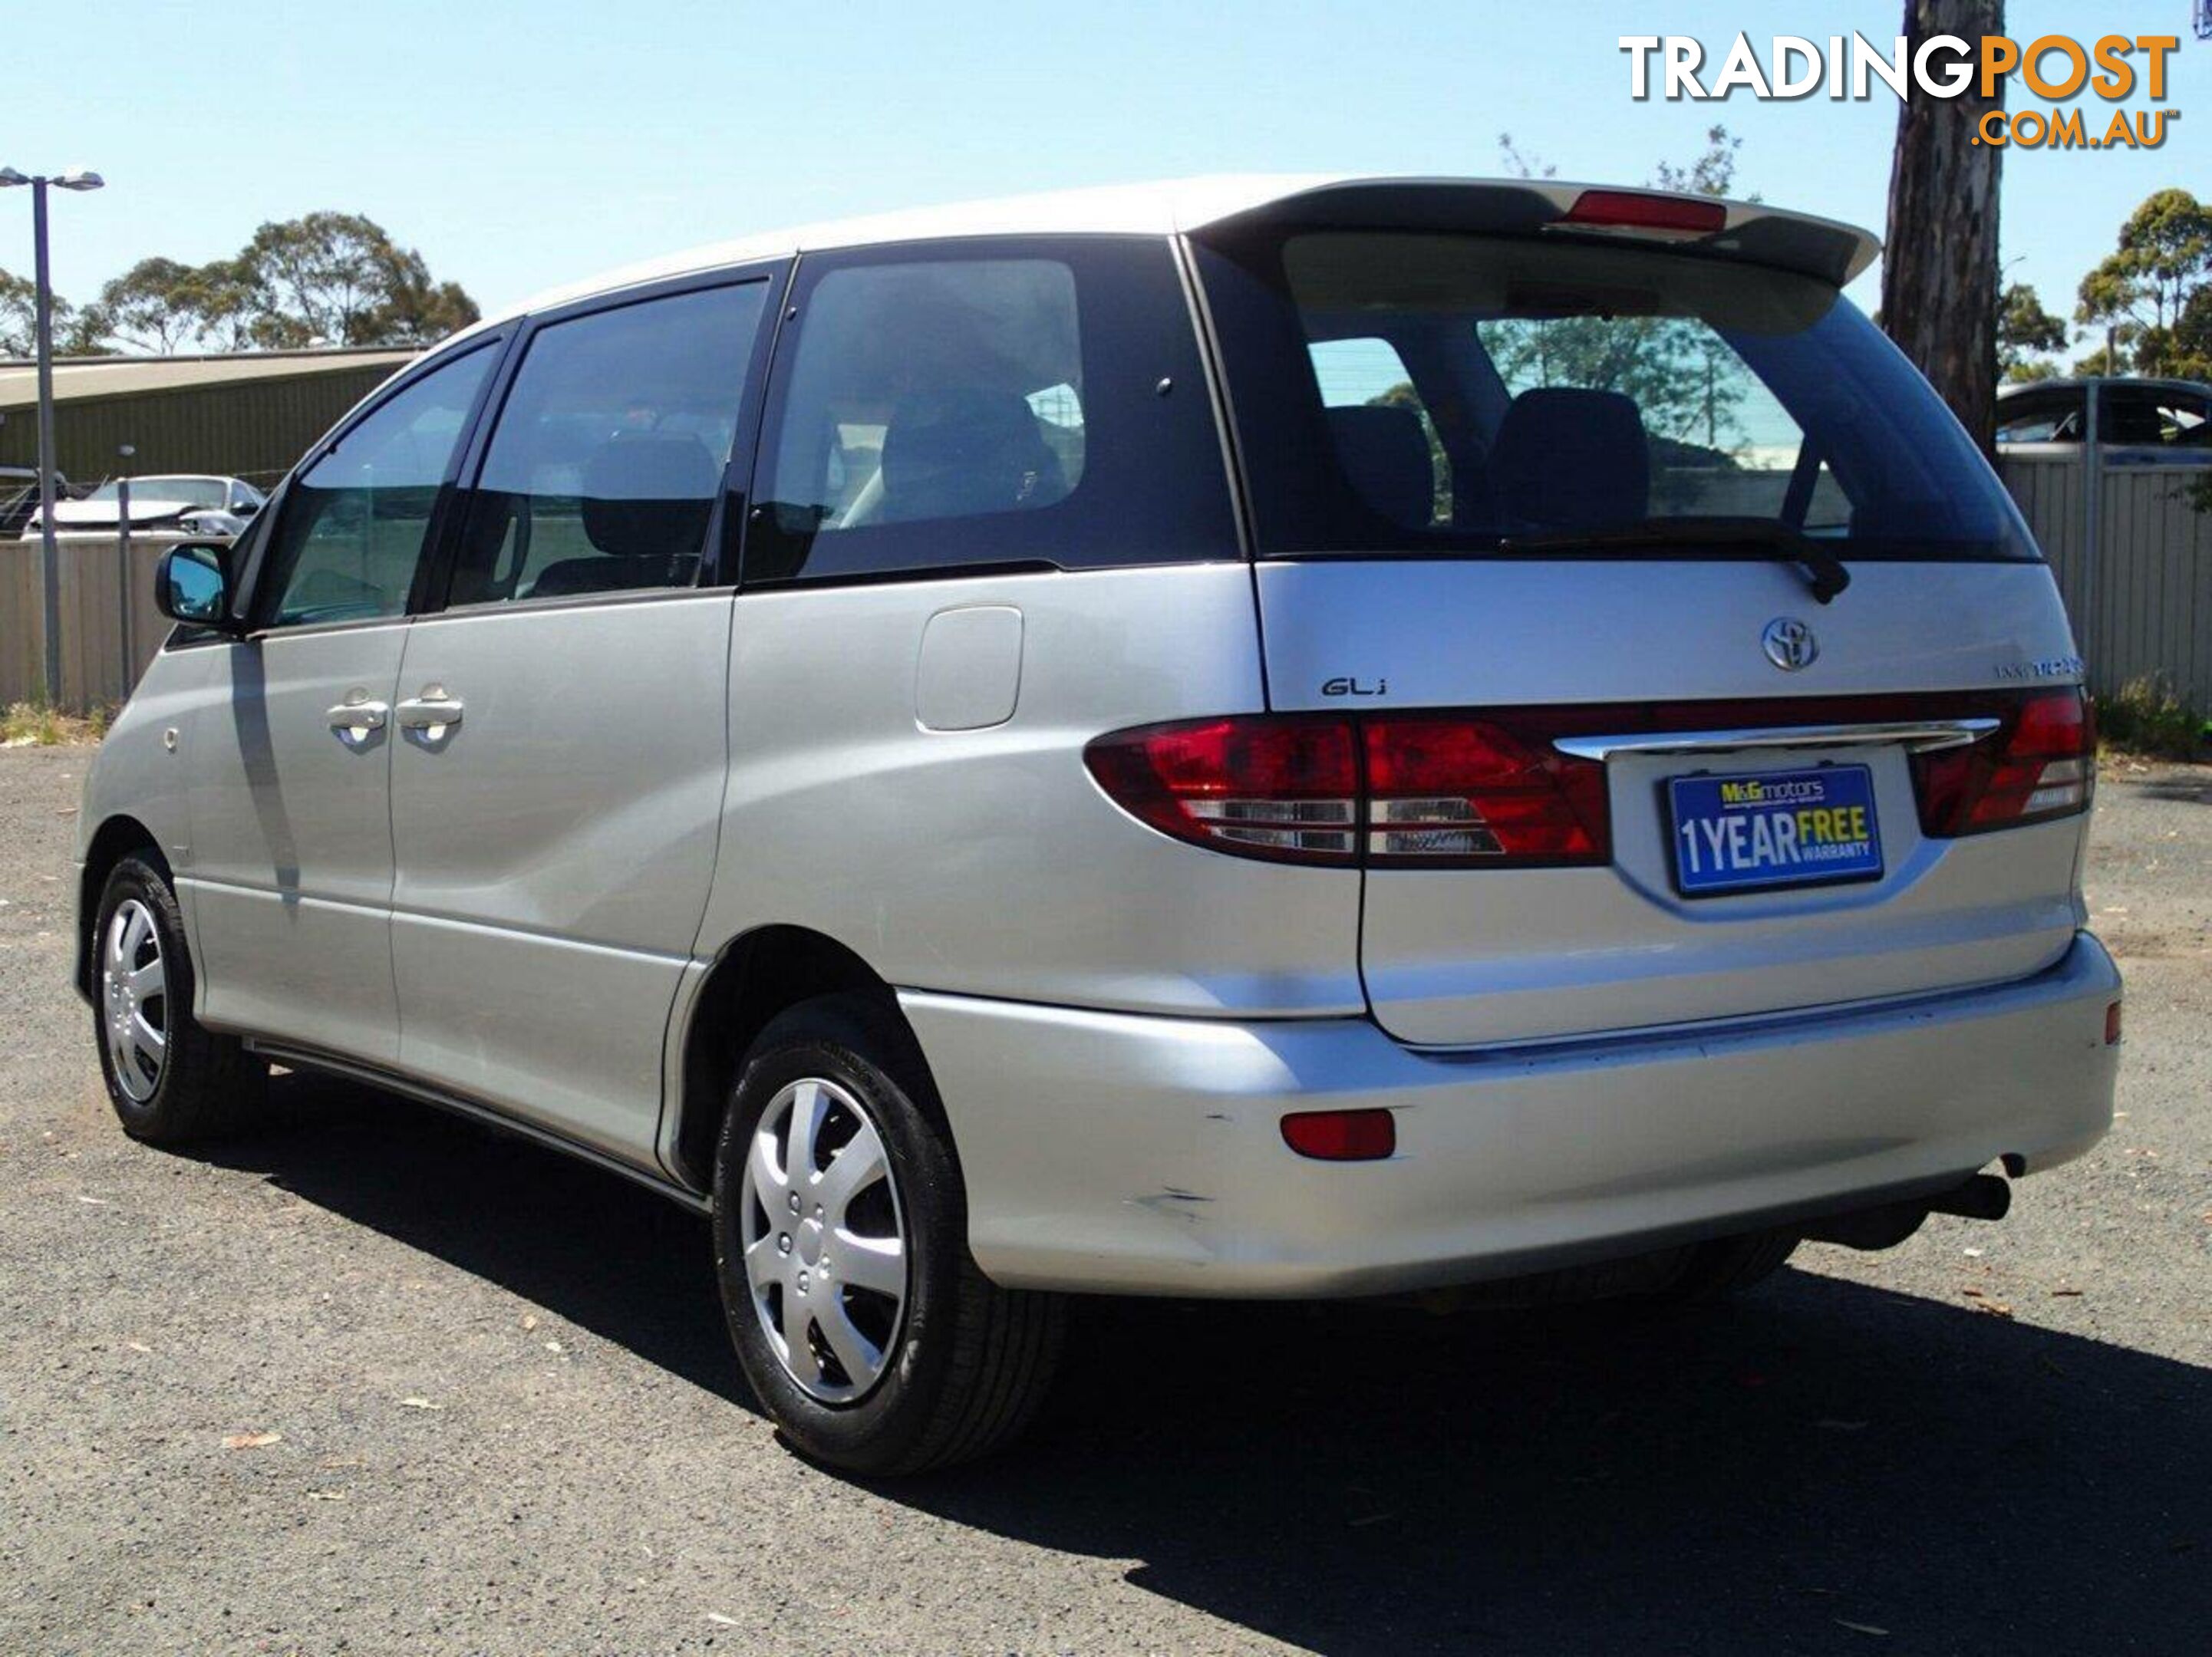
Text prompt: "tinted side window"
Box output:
[[1995, 390, 2087, 444], [2099, 384, 2212, 448], [447, 282, 770, 607], [747, 237, 1237, 585], [257, 345, 496, 628]]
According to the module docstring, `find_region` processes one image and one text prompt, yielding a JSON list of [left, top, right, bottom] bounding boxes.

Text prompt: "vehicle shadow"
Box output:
[[2135, 779, 2211, 805], [209, 1073, 2207, 1655]]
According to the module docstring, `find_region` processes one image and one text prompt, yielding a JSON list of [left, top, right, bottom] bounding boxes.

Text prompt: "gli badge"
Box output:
[[1761, 617, 1818, 672]]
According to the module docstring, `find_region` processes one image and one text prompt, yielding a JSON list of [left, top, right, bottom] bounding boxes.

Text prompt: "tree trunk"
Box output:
[[1881, 0, 2004, 456]]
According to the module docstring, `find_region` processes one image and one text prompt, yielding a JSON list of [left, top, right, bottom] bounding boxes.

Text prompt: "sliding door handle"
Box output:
[[325, 700, 388, 740], [397, 690, 465, 737]]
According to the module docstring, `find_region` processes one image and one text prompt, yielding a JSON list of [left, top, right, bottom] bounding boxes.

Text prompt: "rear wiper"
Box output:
[[1496, 516, 1852, 604]]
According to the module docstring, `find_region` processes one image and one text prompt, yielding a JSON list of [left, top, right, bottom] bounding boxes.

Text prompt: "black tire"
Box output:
[[1661, 1228, 1800, 1301], [710, 992, 1065, 1476], [91, 854, 267, 1145]]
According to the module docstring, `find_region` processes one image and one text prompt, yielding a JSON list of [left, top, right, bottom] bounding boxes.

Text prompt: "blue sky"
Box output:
[[18, 0, 2203, 351]]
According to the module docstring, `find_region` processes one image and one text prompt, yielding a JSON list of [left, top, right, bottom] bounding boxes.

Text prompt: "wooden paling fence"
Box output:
[[2, 535, 185, 713], [1998, 455, 2212, 711]]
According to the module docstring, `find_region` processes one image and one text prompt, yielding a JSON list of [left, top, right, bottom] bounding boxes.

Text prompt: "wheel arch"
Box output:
[[669, 924, 932, 1192], [77, 815, 167, 999]]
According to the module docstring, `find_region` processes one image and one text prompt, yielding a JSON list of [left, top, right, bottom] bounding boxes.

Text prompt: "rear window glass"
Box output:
[[1197, 230, 2036, 563], [745, 236, 1238, 585]]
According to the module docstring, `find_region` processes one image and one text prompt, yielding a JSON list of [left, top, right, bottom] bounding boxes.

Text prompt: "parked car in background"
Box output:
[[0, 466, 81, 537], [22, 473, 265, 540], [1996, 377, 2212, 455], [75, 176, 2121, 1475]]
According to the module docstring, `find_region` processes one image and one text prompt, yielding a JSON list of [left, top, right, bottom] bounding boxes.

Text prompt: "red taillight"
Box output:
[[1281, 1109, 1396, 1161], [1912, 687, 2095, 836], [2105, 1000, 2123, 1046], [1088, 690, 2093, 868], [1083, 714, 1610, 867], [1558, 189, 1728, 239], [1081, 716, 1358, 863], [1364, 716, 1608, 863]]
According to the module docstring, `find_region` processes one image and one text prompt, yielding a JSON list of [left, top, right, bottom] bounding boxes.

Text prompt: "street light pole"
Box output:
[[2, 165, 104, 707], [30, 176, 61, 705]]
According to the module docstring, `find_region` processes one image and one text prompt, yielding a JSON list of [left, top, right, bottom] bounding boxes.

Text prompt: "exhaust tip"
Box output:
[[1927, 1172, 2012, 1224]]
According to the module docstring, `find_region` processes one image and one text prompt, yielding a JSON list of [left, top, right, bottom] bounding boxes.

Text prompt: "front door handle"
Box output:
[[397, 690, 464, 738], [326, 699, 389, 740]]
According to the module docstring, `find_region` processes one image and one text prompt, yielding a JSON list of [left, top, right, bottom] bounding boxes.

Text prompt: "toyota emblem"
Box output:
[[1762, 617, 1818, 671]]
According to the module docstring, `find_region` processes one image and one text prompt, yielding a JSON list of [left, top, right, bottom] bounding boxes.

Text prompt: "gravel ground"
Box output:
[[0, 743, 2204, 1656]]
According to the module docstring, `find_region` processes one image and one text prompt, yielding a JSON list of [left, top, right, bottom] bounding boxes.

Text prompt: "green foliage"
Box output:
[[2074, 188, 2212, 376], [91, 256, 270, 353], [1497, 124, 1749, 202], [1650, 124, 1753, 202], [239, 211, 476, 347], [1482, 315, 1749, 453], [0, 267, 37, 357], [73, 214, 480, 356], [2097, 677, 2209, 759], [0, 266, 113, 358], [1494, 133, 1556, 181], [2170, 286, 2212, 381], [90, 256, 203, 352], [2071, 341, 2125, 377], [0, 700, 74, 746], [1998, 282, 2068, 377]]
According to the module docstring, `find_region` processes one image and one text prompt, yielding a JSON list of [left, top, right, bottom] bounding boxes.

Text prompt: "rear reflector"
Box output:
[[1281, 1109, 1396, 1161], [1911, 687, 2095, 836], [1084, 714, 1610, 867], [1558, 189, 1728, 240], [2105, 1001, 2123, 1046]]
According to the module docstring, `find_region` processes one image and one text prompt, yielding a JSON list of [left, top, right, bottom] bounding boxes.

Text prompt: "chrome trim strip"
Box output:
[[1553, 717, 2001, 761]]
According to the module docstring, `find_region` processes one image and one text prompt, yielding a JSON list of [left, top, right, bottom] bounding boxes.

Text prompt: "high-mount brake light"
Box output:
[[1557, 189, 1729, 240], [1911, 687, 2095, 835], [1082, 714, 1611, 868]]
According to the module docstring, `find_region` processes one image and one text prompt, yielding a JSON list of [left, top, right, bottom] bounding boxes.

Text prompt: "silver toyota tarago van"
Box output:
[[76, 178, 2122, 1473]]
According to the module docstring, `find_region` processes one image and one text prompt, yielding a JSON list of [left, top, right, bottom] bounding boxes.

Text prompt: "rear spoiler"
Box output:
[[1185, 178, 1881, 289]]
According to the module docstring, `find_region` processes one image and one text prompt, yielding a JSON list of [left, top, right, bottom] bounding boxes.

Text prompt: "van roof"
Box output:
[[473, 175, 1881, 336]]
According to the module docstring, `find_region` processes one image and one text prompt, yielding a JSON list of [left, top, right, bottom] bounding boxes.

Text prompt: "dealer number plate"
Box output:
[[1668, 765, 1882, 898]]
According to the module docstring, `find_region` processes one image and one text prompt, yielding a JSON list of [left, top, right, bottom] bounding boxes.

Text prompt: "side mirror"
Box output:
[[153, 543, 237, 630], [235, 498, 261, 519]]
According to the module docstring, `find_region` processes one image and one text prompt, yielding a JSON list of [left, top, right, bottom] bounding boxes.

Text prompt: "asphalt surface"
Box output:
[[1, 743, 2205, 1656]]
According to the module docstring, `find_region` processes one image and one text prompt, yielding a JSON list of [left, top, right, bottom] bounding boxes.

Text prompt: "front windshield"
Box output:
[[89, 476, 227, 508], [1196, 229, 2036, 562]]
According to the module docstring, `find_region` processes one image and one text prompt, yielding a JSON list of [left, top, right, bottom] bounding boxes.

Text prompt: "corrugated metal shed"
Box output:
[[0, 348, 414, 488]]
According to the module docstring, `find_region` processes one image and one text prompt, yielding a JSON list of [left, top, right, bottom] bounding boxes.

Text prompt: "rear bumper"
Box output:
[[901, 932, 2121, 1297]]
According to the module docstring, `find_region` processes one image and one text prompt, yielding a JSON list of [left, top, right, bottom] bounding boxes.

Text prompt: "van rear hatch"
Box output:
[[1186, 182, 2093, 1047]]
